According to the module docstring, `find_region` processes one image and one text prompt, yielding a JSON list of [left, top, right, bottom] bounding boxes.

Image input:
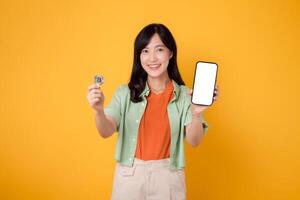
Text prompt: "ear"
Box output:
[[169, 51, 173, 59]]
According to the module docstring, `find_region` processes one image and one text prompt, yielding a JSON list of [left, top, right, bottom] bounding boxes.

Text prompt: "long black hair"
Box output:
[[128, 23, 185, 103]]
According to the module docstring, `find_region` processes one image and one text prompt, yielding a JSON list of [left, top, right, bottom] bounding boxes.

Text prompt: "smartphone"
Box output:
[[191, 61, 218, 106]]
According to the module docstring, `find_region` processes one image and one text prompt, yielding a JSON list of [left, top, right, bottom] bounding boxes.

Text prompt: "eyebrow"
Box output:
[[144, 44, 166, 48]]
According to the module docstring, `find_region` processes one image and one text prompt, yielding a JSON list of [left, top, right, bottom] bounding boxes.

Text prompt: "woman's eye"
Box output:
[[142, 49, 148, 53], [157, 48, 164, 52]]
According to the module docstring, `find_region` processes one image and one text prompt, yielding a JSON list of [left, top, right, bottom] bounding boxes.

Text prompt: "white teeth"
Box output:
[[149, 64, 160, 68]]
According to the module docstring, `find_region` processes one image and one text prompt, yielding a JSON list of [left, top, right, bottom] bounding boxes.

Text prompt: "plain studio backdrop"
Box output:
[[0, 0, 299, 199]]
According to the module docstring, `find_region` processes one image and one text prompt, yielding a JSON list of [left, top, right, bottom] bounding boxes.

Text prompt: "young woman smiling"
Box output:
[[87, 23, 219, 200]]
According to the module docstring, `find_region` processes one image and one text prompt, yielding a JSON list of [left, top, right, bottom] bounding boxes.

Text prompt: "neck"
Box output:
[[147, 74, 171, 93]]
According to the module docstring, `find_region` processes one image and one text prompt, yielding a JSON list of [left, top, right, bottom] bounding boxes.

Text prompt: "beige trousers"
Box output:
[[111, 158, 186, 200]]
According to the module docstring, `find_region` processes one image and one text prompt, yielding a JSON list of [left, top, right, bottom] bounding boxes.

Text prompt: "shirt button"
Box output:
[[135, 119, 139, 123]]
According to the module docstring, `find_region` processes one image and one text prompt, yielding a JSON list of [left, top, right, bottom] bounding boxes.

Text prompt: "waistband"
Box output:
[[133, 158, 170, 167]]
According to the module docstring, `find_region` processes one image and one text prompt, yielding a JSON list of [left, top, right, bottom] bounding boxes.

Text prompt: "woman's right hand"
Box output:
[[87, 84, 105, 113]]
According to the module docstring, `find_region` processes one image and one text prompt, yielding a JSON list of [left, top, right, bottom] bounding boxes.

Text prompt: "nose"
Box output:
[[149, 51, 158, 62]]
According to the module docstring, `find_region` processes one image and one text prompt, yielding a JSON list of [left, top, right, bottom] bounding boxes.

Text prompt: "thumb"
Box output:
[[188, 89, 193, 96]]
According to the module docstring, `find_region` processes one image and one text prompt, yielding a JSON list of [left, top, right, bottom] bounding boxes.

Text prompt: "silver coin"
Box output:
[[94, 74, 104, 87]]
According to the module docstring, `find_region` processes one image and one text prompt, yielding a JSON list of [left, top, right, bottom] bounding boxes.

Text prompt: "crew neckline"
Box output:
[[150, 79, 172, 96]]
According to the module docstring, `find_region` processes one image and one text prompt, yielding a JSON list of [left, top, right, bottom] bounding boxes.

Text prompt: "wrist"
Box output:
[[95, 109, 104, 115], [192, 113, 203, 121]]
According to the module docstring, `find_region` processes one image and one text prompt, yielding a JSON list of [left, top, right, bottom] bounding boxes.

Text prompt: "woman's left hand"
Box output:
[[188, 85, 219, 117]]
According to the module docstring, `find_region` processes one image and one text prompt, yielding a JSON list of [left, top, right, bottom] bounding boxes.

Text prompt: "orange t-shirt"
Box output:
[[135, 80, 174, 160]]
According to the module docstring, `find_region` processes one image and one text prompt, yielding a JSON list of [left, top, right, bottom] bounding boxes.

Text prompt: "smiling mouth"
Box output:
[[148, 64, 161, 69]]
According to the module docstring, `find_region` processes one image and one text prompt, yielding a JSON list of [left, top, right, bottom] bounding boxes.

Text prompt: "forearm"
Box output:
[[95, 110, 115, 138], [186, 114, 205, 147]]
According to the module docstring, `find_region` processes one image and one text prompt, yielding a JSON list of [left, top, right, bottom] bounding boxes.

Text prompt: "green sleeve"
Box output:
[[104, 86, 123, 131]]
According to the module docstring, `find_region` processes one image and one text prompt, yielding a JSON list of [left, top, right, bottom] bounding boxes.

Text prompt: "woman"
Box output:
[[87, 23, 219, 200]]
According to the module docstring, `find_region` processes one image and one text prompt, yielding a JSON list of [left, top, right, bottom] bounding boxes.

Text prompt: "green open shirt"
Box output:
[[104, 80, 208, 169]]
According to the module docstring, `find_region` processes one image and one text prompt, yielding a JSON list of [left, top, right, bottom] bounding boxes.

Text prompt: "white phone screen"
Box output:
[[191, 61, 218, 106]]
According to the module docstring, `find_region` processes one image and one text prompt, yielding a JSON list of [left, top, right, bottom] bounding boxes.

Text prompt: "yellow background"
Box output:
[[1, 0, 299, 199]]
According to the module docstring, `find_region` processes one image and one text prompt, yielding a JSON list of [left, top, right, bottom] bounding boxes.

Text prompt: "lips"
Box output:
[[148, 64, 161, 69]]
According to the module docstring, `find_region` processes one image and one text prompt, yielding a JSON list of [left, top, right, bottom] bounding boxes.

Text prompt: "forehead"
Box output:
[[145, 33, 165, 48]]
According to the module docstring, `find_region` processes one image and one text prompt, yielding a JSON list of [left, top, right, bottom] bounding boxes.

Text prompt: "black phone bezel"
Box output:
[[191, 61, 218, 106]]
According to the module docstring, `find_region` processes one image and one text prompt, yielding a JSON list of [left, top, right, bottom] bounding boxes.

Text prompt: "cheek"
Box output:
[[140, 53, 148, 62], [158, 52, 171, 62], [140, 56, 146, 66], [140, 59, 149, 72], [159, 56, 170, 66]]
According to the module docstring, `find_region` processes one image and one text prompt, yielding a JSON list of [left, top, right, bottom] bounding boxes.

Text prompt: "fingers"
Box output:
[[90, 98, 100, 104], [87, 91, 103, 99], [90, 89, 101, 95], [90, 93, 102, 98], [213, 85, 220, 101], [87, 84, 103, 101], [88, 84, 102, 94], [88, 83, 101, 91], [87, 92, 103, 107]]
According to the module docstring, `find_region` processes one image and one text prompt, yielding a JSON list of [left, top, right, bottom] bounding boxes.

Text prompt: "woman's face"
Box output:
[[140, 33, 173, 80]]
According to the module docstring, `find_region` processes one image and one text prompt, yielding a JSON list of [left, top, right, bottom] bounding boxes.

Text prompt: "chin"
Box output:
[[147, 73, 165, 79]]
